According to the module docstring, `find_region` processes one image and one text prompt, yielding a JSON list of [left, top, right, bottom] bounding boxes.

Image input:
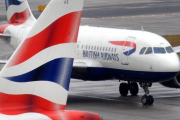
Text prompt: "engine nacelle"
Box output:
[[160, 72, 180, 88]]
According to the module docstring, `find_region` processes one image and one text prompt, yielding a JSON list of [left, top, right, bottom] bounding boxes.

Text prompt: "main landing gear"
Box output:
[[141, 82, 154, 105], [119, 82, 139, 96], [119, 82, 154, 105]]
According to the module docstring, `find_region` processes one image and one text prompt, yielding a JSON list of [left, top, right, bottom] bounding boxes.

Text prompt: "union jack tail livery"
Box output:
[[0, 0, 101, 119], [5, 0, 36, 24]]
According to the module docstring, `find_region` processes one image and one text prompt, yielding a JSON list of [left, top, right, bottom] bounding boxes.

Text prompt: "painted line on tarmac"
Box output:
[[154, 95, 180, 99], [81, 13, 180, 20], [71, 94, 142, 104], [0, 21, 7, 25], [84, 0, 160, 8], [0, 12, 6, 15]]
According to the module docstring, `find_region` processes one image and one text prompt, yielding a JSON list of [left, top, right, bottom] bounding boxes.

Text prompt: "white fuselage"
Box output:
[[2, 24, 180, 82]]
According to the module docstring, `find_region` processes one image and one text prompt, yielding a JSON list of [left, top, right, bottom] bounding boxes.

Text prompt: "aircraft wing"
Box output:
[[0, 33, 11, 39], [73, 62, 87, 68], [173, 46, 180, 54], [73, 61, 87, 74], [0, 59, 8, 64], [72, 59, 104, 77]]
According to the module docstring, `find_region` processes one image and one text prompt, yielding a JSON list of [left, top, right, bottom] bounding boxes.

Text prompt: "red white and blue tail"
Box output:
[[5, 0, 36, 24], [0, 0, 84, 119]]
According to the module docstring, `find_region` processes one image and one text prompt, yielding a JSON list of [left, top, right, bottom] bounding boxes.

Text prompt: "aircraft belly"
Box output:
[[72, 67, 178, 82]]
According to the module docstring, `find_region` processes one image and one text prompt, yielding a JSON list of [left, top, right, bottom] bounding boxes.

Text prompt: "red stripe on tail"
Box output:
[[8, 8, 31, 24], [7, 11, 82, 67], [0, 92, 66, 115]]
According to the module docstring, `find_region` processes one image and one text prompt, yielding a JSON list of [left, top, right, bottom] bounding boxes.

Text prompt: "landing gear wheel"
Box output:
[[141, 82, 154, 105], [141, 95, 150, 105], [141, 95, 154, 105], [119, 83, 128, 96], [148, 95, 154, 105], [130, 83, 139, 96]]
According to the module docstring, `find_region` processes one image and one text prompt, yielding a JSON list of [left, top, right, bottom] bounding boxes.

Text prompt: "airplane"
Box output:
[[0, 0, 102, 119], [0, 0, 180, 106]]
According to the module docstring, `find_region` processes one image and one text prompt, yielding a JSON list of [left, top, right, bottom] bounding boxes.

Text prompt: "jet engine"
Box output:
[[160, 72, 180, 88]]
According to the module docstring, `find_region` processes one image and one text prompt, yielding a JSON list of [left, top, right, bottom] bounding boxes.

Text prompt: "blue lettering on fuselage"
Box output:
[[83, 50, 119, 61]]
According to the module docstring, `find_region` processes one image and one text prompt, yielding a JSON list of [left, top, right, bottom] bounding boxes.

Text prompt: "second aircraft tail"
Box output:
[[5, 0, 36, 24]]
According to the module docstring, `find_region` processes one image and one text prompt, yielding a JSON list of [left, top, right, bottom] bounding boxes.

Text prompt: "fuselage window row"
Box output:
[[79, 44, 117, 53]]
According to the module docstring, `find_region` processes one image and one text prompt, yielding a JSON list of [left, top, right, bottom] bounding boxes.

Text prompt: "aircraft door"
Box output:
[[121, 37, 136, 65]]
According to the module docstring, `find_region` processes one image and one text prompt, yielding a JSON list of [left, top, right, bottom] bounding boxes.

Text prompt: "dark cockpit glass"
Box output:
[[153, 47, 166, 54], [145, 47, 153, 54], [165, 46, 174, 53], [139, 46, 173, 55], [139, 47, 146, 54]]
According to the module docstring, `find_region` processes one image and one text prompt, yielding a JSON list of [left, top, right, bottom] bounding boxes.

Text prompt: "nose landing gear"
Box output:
[[141, 82, 154, 105]]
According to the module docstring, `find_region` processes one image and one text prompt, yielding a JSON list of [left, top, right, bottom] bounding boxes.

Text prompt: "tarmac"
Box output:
[[0, 0, 180, 120]]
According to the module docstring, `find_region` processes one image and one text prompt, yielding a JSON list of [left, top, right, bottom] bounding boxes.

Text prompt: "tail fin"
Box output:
[[5, 0, 36, 24], [0, 0, 83, 115]]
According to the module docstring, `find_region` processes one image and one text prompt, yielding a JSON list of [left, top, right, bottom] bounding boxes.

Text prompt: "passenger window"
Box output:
[[94, 46, 96, 50], [114, 48, 116, 52], [145, 47, 153, 54], [100, 47, 102, 51], [89, 45, 90, 50], [103, 47, 105, 51], [165, 46, 174, 53], [97, 46, 99, 51], [81, 45, 83, 49], [86, 45, 88, 49], [139, 47, 146, 54], [154, 47, 166, 54], [91, 46, 93, 50], [111, 48, 114, 52]]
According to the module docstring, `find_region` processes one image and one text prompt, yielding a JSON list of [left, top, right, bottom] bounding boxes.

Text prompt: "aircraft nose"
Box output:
[[159, 53, 180, 72]]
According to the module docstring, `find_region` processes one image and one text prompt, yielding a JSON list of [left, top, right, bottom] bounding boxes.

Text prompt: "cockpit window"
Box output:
[[145, 47, 153, 54], [153, 47, 166, 54], [139, 47, 146, 54], [165, 46, 174, 53]]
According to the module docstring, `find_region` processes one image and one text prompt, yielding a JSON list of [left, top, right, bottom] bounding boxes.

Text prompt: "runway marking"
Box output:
[[154, 95, 180, 99], [0, 21, 7, 25], [81, 13, 180, 20], [70, 94, 180, 110], [0, 12, 6, 15], [0, 21, 7, 23], [84, 0, 160, 8], [71, 94, 141, 104]]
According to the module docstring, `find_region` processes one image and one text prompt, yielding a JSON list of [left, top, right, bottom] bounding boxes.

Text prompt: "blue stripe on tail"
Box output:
[[5, 58, 74, 91], [5, 0, 23, 10]]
